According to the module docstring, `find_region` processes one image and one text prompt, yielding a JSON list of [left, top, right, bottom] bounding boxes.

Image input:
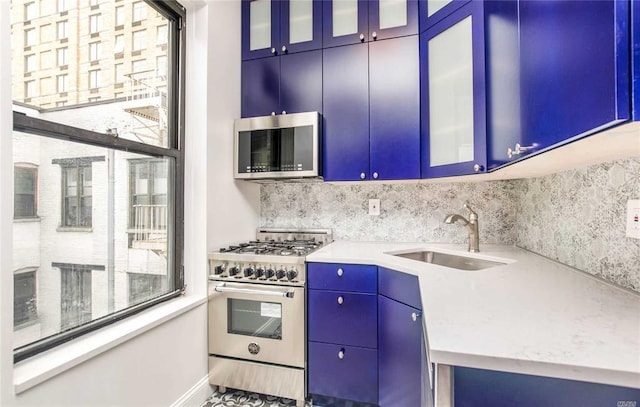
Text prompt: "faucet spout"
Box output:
[[444, 203, 480, 252], [444, 214, 469, 226]]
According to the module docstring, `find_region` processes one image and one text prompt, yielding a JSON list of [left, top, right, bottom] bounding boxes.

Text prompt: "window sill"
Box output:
[[13, 217, 40, 223], [56, 226, 93, 232], [13, 294, 206, 394]]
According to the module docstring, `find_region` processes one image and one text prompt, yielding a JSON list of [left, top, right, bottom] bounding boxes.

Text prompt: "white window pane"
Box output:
[[379, 0, 407, 30], [428, 0, 453, 17], [289, 0, 313, 44], [250, 0, 271, 51], [333, 0, 358, 38]]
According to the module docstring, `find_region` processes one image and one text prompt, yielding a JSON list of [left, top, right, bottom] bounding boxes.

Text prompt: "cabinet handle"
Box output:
[[473, 164, 484, 173], [508, 143, 536, 159], [338, 349, 345, 359], [372, 31, 377, 40], [271, 112, 276, 116], [372, 172, 379, 179], [411, 312, 421, 322], [359, 33, 365, 42], [270, 47, 276, 55], [281, 45, 287, 53], [337, 296, 344, 305], [360, 172, 366, 180], [281, 110, 286, 115], [337, 268, 343, 277]]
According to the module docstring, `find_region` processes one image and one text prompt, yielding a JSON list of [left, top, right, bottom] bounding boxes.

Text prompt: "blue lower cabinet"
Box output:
[[308, 342, 378, 404], [307, 262, 377, 293], [454, 367, 640, 407], [308, 290, 377, 348]]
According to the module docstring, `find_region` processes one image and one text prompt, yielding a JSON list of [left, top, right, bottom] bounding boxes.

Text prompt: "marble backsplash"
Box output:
[[261, 158, 640, 293]]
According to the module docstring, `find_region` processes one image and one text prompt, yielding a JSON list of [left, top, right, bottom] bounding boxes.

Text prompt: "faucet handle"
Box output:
[[463, 203, 478, 220]]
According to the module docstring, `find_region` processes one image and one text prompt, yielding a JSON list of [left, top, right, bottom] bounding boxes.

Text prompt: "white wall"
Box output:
[[1, 1, 259, 405]]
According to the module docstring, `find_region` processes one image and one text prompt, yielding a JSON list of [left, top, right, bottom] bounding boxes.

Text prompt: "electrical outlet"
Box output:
[[369, 199, 380, 216], [626, 199, 640, 239]]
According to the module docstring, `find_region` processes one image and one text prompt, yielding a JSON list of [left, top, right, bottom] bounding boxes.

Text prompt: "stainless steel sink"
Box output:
[[393, 251, 506, 271]]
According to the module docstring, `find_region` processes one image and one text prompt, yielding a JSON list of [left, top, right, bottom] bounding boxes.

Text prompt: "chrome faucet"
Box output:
[[444, 203, 480, 252]]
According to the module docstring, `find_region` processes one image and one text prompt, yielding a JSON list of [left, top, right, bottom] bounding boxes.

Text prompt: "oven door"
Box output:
[[208, 281, 305, 368]]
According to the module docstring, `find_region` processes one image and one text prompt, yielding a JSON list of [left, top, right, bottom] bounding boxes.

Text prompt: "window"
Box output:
[[14, 270, 38, 327], [40, 24, 52, 43], [60, 163, 93, 227], [114, 34, 124, 53], [57, 21, 68, 40], [57, 47, 68, 66], [24, 28, 36, 47], [133, 1, 146, 22], [89, 14, 102, 34], [11, 0, 184, 362], [156, 55, 167, 77], [24, 2, 37, 21], [132, 30, 146, 51], [24, 80, 37, 98], [115, 6, 124, 26], [156, 25, 167, 45], [90, 0, 99, 6], [57, 74, 67, 93], [14, 165, 37, 218], [24, 54, 36, 73], [89, 69, 100, 89], [40, 50, 53, 69], [58, 0, 67, 13], [89, 42, 101, 61]]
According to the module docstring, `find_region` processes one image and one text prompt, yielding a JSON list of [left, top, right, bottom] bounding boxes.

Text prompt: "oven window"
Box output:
[[228, 299, 282, 340]]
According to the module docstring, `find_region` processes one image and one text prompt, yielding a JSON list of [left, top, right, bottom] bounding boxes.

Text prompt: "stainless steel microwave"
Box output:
[[234, 112, 322, 180]]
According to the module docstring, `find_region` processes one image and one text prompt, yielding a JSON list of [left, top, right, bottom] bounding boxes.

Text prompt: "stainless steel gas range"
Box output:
[[207, 228, 333, 407]]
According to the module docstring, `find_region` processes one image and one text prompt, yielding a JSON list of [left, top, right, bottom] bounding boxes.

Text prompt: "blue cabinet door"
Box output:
[[419, 0, 471, 32], [420, 1, 488, 178], [378, 295, 423, 407], [369, 35, 420, 180], [242, 0, 281, 60], [323, 0, 369, 48], [307, 263, 378, 293], [241, 57, 280, 118], [518, 0, 630, 158], [322, 43, 370, 181], [280, 50, 322, 114], [369, 0, 419, 40], [454, 367, 640, 407], [280, 0, 323, 54], [634, 0, 640, 120]]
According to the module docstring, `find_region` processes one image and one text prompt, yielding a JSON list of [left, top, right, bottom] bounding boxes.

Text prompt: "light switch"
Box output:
[[369, 199, 380, 216], [626, 199, 640, 239]]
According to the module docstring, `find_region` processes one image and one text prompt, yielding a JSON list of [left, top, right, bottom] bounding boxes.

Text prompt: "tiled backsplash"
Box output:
[[260, 158, 640, 293]]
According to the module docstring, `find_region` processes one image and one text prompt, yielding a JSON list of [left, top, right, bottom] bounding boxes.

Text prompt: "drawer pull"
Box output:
[[411, 312, 421, 322], [338, 349, 345, 359], [337, 268, 344, 277], [337, 296, 344, 305]]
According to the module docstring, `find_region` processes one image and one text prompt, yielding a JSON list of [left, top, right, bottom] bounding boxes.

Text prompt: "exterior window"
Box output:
[[89, 14, 102, 34], [131, 59, 146, 75], [89, 69, 100, 89], [129, 273, 165, 305], [59, 264, 93, 330], [24, 54, 36, 73], [24, 28, 36, 47], [24, 2, 37, 21], [56, 101, 67, 107], [57, 47, 68, 66], [132, 30, 146, 51], [129, 159, 167, 230], [115, 6, 125, 26], [114, 63, 124, 84], [14, 165, 38, 218], [88, 97, 100, 102], [40, 50, 52, 69], [57, 0, 67, 13], [114, 34, 124, 53], [57, 74, 67, 93], [133, 1, 146, 22], [57, 21, 68, 40], [156, 25, 168, 45], [89, 42, 101, 61], [156, 55, 167, 77], [90, 0, 99, 6], [61, 164, 92, 227], [14, 270, 38, 327], [25, 80, 37, 98]]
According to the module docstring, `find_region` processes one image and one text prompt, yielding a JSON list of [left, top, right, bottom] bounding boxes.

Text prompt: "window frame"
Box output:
[[12, 0, 186, 363], [57, 47, 68, 67], [57, 20, 68, 40], [14, 269, 38, 328], [14, 164, 38, 219], [59, 162, 93, 228]]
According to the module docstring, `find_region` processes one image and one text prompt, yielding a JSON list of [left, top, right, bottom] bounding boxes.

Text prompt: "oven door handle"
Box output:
[[213, 283, 295, 298]]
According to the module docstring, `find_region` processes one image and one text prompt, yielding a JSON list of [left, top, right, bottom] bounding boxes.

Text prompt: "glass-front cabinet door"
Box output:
[[242, 0, 280, 60], [323, 0, 369, 47], [419, 0, 472, 32], [420, 1, 486, 178], [369, 0, 418, 40], [281, 0, 323, 53]]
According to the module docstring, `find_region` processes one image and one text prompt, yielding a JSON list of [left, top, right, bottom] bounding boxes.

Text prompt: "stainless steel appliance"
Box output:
[[234, 112, 322, 180], [207, 228, 333, 407]]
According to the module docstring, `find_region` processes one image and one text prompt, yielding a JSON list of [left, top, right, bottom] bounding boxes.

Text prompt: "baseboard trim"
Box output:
[[171, 375, 213, 407]]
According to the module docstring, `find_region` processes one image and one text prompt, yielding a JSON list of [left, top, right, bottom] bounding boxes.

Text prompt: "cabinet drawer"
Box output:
[[307, 263, 377, 293], [308, 290, 377, 348], [378, 267, 422, 310], [308, 342, 378, 404]]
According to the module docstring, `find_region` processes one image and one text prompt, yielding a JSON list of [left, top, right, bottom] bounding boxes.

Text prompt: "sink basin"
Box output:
[[393, 251, 506, 271]]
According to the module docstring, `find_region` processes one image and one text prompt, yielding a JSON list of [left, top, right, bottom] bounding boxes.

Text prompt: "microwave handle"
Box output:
[[214, 283, 295, 298]]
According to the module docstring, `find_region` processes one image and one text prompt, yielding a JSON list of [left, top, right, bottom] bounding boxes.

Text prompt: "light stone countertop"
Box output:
[[305, 241, 640, 389]]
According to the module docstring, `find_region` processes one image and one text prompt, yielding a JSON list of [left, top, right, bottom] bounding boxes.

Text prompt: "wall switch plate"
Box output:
[[369, 199, 380, 216], [626, 199, 640, 239]]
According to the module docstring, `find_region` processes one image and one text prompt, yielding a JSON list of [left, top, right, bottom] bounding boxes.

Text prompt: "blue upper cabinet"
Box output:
[[513, 0, 631, 163], [323, 0, 417, 48], [419, 0, 471, 32], [242, 0, 322, 61], [633, 0, 640, 120]]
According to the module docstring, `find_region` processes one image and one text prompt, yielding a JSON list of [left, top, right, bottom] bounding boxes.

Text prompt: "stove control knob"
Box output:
[[255, 267, 266, 278], [244, 267, 255, 277], [276, 268, 287, 279], [214, 264, 225, 275], [229, 266, 240, 276], [286, 268, 298, 281], [265, 268, 275, 279]]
